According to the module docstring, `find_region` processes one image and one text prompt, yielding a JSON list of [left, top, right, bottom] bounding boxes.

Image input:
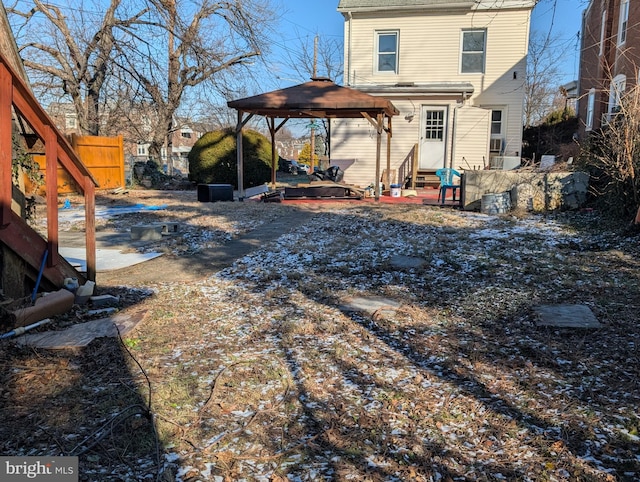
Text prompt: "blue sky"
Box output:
[[276, 0, 588, 84], [530, 0, 589, 83]]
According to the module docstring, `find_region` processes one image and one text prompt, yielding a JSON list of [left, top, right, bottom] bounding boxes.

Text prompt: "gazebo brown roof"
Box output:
[[227, 77, 399, 119], [227, 77, 399, 200]]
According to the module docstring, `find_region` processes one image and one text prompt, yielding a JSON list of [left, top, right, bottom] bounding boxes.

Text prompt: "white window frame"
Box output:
[[460, 29, 486, 74], [375, 30, 399, 74], [65, 114, 77, 129], [490, 109, 504, 137], [485, 107, 505, 162], [586, 88, 595, 130], [618, 0, 629, 45], [608, 74, 626, 116], [137, 144, 148, 156], [599, 10, 607, 56]]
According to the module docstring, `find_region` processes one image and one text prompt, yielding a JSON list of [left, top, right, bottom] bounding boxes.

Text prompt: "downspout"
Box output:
[[347, 11, 353, 85], [576, 7, 587, 126], [449, 104, 458, 169]]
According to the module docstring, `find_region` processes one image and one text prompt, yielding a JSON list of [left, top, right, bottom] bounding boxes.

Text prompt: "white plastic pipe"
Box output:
[[0, 318, 52, 339]]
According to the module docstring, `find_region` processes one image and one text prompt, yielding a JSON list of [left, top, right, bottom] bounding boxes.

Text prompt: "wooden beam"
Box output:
[[374, 113, 383, 201], [411, 143, 418, 190], [0, 63, 11, 226], [362, 112, 378, 130], [10, 70, 97, 186], [328, 120, 331, 161], [300, 110, 327, 118], [269, 117, 288, 187], [238, 111, 254, 129], [84, 177, 96, 281], [1, 210, 85, 287], [236, 111, 245, 199], [268, 117, 277, 186], [44, 126, 58, 268], [386, 116, 392, 188]]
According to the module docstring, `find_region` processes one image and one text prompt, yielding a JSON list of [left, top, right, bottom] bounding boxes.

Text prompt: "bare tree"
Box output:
[[9, 0, 277, 166], [114, 0, 275, 165], [524, 30, 570, 127], [9, 0, 149, 135], [273, 32, 342, 160], [283, 31, 343, 83]]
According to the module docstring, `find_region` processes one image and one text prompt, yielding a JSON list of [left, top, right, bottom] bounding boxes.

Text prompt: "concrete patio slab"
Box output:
[[60, 247, 162, 272], [341, 296, 401, 317], [390, 255, 426, 269], [534, 304, 602, 329]]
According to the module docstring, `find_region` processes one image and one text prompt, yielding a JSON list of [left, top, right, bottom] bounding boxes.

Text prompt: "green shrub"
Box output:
[[188, 128, 274, 188]]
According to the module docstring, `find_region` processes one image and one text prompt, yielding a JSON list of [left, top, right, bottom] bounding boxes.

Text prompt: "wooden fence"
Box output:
[[31, 134, 124, 193]]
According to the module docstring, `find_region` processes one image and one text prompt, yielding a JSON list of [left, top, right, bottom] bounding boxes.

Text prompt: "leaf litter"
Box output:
[[2, 190, 639, 481]]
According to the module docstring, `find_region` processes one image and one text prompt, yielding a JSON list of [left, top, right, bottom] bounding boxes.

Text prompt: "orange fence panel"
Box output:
[[29, 134, 124, 194]]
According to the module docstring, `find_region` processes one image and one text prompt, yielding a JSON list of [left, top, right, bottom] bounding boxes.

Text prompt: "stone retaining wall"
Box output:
[[462, 170, 589, 212]]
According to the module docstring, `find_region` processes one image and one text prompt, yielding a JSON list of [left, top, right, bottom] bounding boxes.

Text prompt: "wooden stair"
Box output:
[[414, 170, 440, 189], [0, 211, 86, 296], [1, 48, 98, 299]]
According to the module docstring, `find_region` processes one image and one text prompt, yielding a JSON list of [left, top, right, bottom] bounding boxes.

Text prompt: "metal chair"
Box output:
[[435, 168, 461, 205]]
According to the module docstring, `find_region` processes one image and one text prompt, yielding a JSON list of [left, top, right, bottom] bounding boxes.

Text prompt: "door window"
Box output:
[[424, 110, 444, 140]]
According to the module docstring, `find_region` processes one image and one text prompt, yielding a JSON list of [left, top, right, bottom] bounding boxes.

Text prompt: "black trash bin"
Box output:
[[197, 184, 234, 202]]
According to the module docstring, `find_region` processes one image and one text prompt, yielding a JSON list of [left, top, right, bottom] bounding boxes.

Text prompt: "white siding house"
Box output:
[[332, 0, 535, 187]]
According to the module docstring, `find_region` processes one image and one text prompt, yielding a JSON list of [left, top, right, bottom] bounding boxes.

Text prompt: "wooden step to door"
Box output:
[[415, 170, 440, 189]]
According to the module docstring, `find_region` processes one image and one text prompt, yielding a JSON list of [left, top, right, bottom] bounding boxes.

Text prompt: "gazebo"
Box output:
[[227, 77, 399, 200]]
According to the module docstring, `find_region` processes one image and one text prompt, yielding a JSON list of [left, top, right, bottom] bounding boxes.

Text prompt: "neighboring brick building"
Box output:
[[578, 0, 640, 137]]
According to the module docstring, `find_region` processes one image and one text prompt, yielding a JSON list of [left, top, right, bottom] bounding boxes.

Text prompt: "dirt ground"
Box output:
[[2, 185, 640, 481]]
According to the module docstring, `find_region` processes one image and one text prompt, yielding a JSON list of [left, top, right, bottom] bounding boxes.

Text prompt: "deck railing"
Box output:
[[397, 143, 418, 189], [0, 51, 97, 284]]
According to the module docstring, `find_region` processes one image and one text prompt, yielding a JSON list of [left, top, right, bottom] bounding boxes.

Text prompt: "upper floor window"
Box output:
[[461, 29, 486, 73], [618, 0, 629, 45], [65, 114, 77, 129], [181, 131, 192, 139], [599, 10, 606, 56], [609, 74, 626, 115], [586, 88, 595, 130], [137, 144, 148, 156], [376, 31, 398, 73]]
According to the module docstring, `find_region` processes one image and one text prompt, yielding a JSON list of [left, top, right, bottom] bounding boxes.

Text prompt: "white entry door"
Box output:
[[419, 106, 448, 169]]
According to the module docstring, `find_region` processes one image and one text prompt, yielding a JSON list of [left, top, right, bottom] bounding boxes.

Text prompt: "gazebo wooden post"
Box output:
[[268, 118, 288, 188], [327, 120, 331, 162], [268, 117, 277, 187], [236, 110, 245, 200], [374, 113, 383, 201], [385, 116, 392, 188]]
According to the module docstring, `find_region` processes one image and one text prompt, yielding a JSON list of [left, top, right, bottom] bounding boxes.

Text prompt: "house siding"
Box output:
[[451, 106, 491, 169], [345, 10, 529, 87], [334, 4, 532, 187]]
